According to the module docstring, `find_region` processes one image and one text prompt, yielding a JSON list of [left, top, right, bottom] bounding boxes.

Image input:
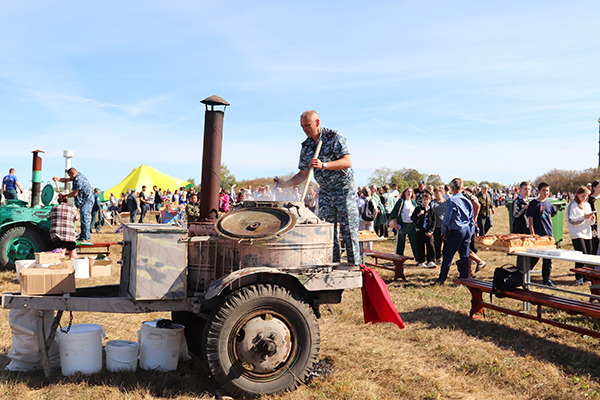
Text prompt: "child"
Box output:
[[512, 181, 531, 234], [411, 192, 436, 268], [526, 182, 557, 286], [513, 181, 531, 272]]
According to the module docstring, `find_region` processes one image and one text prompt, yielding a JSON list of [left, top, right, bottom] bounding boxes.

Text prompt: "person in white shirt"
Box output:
[[388, 187, 419, 258], [567, 185, 595, 285]]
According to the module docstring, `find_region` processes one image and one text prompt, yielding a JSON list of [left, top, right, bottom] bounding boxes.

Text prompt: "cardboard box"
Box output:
[[90, 259, 112, 277], [35, 252, 62, 264], [20, 263, 75, 295]]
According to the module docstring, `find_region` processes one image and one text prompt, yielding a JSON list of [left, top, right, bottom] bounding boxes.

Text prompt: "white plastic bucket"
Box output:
[[139, 321, 184, 371], [105, 340, 139, 372], [57, 323, 103, 376], [15, 260, 36, 281], [72, 258, 90, 279]]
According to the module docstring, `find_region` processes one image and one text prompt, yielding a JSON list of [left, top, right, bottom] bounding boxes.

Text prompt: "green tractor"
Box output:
[[0, 185, 55, 270]]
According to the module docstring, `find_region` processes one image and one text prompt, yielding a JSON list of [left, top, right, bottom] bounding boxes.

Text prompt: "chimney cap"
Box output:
[[201, 95, 230, 106]]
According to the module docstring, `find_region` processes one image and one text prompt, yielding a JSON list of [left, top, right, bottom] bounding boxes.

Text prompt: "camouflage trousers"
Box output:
[[319, 188, 360, 265], [78, 200, 94, 241]]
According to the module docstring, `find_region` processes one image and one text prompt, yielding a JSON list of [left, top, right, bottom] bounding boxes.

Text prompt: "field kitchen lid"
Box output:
[[215, 206, 297, 241]]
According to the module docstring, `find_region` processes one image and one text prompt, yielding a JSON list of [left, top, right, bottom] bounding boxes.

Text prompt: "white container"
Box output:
[[139, 321, 184, 371], [105, 340, 139, 372], [57, 323, 103, 376], [15, 260, 37, 281], [72, 258, 90, 279]]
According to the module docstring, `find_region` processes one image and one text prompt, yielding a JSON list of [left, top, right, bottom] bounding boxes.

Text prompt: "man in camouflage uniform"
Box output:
[[53, 168, 94, 242], [276, 110, 360, 264]]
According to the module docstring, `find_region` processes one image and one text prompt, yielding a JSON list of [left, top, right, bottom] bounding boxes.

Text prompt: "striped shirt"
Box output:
[[50, 204, 79, 242]]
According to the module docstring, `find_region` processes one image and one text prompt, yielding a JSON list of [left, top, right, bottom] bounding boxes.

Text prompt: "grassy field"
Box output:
[[2, 207, 600, 399]]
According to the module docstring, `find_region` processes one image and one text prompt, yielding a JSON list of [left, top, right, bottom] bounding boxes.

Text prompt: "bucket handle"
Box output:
[[148, 333, 163, 340], [106, 351, 139, 364]]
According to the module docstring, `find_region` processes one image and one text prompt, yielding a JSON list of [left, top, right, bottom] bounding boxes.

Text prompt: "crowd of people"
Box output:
[[355, 179, 493, 284], [105, 185, 200, 223]]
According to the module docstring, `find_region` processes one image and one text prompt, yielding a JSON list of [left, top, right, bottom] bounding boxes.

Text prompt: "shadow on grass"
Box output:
[[401, 305, 600, 380], [0, 354, 219, 398]]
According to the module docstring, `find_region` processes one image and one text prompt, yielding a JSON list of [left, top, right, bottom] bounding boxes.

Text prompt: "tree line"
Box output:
[[533, 167, 600, 194], [367, 167, 503, 192]]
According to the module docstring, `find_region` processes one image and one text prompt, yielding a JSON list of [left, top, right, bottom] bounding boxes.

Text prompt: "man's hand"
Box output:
[[308, 158, 322, 169], [441, 233, 447, 240], [425, 232, 432, 237]]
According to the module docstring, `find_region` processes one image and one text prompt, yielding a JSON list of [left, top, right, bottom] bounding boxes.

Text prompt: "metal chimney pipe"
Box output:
[[31, 150, 44, 207], [199, 95, 229, 222]]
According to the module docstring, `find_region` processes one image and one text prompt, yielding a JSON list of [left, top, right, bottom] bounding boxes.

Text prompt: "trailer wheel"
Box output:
[[203, 284, 320, 398], [0, 226, 47, 270]]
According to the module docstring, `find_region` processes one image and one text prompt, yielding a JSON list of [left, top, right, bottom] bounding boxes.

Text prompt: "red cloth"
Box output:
[[360, 265, 405, 330]]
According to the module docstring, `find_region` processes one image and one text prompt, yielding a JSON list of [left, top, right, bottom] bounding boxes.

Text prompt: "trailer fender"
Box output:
[[205, 267, 289, 300]]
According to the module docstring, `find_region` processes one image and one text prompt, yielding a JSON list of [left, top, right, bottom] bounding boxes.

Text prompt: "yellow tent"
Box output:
[[100, 164, 190, 201]]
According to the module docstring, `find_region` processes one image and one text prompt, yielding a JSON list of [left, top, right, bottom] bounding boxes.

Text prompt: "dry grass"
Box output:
[[2, 208, 600, 399]]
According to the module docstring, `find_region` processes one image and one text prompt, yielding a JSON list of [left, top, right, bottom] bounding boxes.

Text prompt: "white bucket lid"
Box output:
[[58, 323, 103, 335], [106, 340, 139, 349]]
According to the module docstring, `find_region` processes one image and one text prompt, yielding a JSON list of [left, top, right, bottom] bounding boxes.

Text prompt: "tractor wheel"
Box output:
[[0, 226, 48, 270], [203, 284, 320, 398]]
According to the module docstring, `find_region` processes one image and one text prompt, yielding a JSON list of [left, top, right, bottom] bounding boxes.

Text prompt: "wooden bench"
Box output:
[[76, 242, 119, 258], [363, 249, 412, 281], [571, 267, 600, 302], [453, 278, 600, 339]]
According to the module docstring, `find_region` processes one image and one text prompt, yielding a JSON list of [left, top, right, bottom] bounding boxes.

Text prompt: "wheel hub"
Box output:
[[235, 313, 293, 374], [7, 237, 35, 261]]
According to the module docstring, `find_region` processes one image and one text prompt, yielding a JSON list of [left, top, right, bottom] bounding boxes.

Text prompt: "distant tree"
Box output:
[[186, 177, 197, 187], [368, 167, 393, 187], [464, 180, 478, 188], [479, 180, 503, 189], [220, 164, 237, 190], [397, 168, 423, 184], [426, 174, 444, 187], [533, 168, 583, 195]]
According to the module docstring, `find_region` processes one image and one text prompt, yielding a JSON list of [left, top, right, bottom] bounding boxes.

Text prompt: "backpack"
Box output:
[[361, 198, 376, 222], [491, 264, 524, 301]]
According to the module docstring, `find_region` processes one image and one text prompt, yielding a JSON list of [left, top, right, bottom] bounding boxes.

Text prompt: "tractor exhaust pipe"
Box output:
[[31, 150, 44, 207]]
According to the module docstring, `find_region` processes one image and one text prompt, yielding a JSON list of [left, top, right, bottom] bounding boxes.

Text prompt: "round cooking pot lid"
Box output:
[[215, 207, 296, 240], [41, 184, 54, 206]]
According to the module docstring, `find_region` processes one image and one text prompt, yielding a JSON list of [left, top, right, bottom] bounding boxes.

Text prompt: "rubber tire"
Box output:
[[171, 311, 206, 357], [203, 284, 320, 398], [0, 226, 48, 270]]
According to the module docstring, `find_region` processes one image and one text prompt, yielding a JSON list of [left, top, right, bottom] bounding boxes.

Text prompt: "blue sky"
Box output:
[[1, 1, 599, 191]]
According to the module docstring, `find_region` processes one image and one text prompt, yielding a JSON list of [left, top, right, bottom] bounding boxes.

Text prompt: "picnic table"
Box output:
[[454, 249, 600, 338]]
